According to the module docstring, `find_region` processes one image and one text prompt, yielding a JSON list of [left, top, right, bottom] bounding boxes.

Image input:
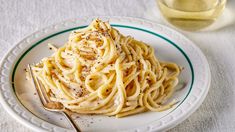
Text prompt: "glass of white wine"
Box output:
[[157, 0, 227, 31]]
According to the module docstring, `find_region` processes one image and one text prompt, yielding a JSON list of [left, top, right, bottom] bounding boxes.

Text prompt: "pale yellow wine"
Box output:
[[158, 0, 226, 30]]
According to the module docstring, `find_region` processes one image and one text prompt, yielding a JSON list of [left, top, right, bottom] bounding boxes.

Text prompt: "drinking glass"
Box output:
[[157, 0, 227, 30]]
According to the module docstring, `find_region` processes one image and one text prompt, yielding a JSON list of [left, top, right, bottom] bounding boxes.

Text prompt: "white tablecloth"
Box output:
[[0, 0, 235, 131]]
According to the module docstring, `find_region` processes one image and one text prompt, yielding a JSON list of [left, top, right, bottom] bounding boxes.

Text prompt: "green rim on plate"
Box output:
[[11, 24, 194, 124]]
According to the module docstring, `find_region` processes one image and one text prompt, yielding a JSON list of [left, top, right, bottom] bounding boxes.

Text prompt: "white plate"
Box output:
[[0, 16, 210, 132]]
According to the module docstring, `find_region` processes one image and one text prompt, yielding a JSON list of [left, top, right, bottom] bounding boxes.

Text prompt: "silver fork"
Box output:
[[28, 64, 81, 132]]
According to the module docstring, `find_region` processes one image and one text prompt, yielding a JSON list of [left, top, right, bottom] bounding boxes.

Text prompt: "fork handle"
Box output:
[[62, 111, 81, 132]]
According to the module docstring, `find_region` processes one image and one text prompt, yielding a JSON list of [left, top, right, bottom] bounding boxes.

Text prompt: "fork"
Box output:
[[28, 64, 81, 132]]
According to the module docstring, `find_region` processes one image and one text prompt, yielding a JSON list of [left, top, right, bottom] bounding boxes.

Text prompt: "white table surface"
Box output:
[[0, 0, 235, 132]]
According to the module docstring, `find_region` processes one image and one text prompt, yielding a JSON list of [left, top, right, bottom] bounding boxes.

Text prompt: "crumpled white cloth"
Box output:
[[0, 0, 235, 132]]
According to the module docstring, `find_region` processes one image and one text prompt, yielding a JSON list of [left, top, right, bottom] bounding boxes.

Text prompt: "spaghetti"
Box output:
[[32, 19, 180, 118]]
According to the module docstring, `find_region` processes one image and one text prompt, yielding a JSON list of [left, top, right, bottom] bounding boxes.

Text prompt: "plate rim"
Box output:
[[12, 24, 195, 131], [0, 16, 211, 132]]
